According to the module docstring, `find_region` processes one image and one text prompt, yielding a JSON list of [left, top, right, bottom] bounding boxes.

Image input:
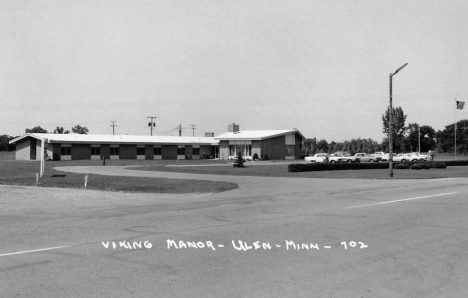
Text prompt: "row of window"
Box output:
[[229, 145, 252, 156], [229, 145, 296, 157], [60, 146, 200, 156]]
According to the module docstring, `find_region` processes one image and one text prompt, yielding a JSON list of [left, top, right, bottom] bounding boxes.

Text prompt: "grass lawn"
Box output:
[[133, 162, 468, 179], [0, 160, 237, 193]]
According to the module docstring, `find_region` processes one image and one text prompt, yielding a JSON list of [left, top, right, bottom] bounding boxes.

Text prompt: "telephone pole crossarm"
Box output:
[[147, 116, 157, 136]]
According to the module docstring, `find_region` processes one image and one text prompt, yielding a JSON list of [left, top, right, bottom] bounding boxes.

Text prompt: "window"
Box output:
[[61, 147, 71, 155], [110, 147, 119, 156], [154, 147, 162, 155], [137, 147, 145, 155], [177, 147, 185, 155], [193, 148, 200, 155], [91, 147, 100, 155], [230, 145, 251, 156]]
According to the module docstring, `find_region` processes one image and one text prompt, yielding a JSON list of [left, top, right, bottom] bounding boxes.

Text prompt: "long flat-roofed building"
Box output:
[[9, 124, 305, 161], [9, 133, 219, 161]]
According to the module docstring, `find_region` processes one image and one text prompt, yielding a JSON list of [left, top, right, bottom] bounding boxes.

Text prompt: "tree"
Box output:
[[436, 119, 468, 154], [316, 139, 328, 153], [303, 138, 317, 156], [0, 135, 16, 151], [53, 126, 70, 134], [382, 106, 407, 151], [25, 126, 48, 133], [404, 123, 436, 152], [71, 125, 89, 134]]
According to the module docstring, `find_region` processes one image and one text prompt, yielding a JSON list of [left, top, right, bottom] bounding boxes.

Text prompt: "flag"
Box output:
[[456, 100, 465, 110]]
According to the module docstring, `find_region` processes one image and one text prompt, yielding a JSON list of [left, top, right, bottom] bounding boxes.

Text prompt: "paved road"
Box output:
[[1, 166, 468, 298]]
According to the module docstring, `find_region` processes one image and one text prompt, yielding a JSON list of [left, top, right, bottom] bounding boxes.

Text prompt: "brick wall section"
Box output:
[[71, 144, 91, 160], [100, 144, 110, 159], [252, 140, 261, 159], [145, 145, 154, 160], [162, 145, 177, 160], [119, 144, 137, 159], [261, 135, 286, 160], [52, 144, 61, 160], [185, 145, 193, 158], [30, 138, 37, 160], [15, 138, 30, 160], [219, 141, 229, 160], [200, 145, 212, 158]]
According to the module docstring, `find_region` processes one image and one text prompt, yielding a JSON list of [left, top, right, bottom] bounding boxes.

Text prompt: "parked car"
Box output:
[[382, 153, 419, 163], [354, 153, 381, 162], [329, 153, 360, 163], [371, 152, 386, 158], [381, 153, 405, 162], [410, 152, 428, 161], [305, 153, 329, 163]]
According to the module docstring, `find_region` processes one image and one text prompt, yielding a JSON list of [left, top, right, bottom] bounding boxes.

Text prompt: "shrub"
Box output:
[[253, 153, 259, 160], [444, 160, 468, 166], [263, 154, 269, 160], [433, 162, 447, 168], [410, 163, 431, 170], [288, 164, 304, 172], [428, 162, 447, 169], [288, 162, 389, 172], [394, 163, 410, 169], [288, 160, 452, 173]]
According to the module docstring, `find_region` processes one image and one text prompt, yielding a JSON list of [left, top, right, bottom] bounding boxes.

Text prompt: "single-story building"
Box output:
[[215, 124, 304, 160], [9, 133, 219, 161], [9, 124, 305, 161]]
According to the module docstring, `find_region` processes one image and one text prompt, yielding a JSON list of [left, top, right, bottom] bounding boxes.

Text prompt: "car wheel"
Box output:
[[330, 160, 335, 163], [401, 159, 406, 163], [369, 159, 374, 162], [311, 160, 316, 163], [347, 160, 352, 163], [413, 159, 417, 162]]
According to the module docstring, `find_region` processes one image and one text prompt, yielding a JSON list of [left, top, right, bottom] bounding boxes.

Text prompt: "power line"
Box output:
[[190, 124, 196, 137]]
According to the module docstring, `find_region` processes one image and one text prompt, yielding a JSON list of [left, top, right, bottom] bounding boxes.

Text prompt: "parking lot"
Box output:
[[1, 166, 468, 297]]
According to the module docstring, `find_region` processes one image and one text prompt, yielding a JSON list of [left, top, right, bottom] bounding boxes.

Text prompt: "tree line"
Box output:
[[303, 106, 467, 156], [0, 125, 89, 151]]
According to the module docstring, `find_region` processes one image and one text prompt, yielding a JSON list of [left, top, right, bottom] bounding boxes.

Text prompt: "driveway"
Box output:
[[1, 165, 467, 297]]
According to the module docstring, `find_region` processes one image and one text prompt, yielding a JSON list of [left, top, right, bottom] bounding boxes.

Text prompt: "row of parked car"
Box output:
[[304, 151, 429, 163]]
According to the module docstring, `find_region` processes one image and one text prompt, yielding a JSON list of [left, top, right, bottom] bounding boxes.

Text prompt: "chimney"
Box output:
[[228, 123, 239, 133], [205, 132, 214, 137]]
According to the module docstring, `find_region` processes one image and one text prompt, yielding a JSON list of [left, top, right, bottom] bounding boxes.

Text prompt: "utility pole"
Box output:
[[147, 116, 157, 136], [190, 124, 196, 137], [389, 63, 408, 178], [110, 121, 117, 135], [418, 126, 420, 153]]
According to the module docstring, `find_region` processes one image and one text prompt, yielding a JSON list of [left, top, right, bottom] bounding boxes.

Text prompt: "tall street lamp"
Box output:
[[389, 63, 408, 177]]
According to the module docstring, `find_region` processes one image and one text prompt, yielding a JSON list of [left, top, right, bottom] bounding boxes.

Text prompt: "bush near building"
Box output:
[[288, 161, 449, 172], [443, 160, 468, 166]]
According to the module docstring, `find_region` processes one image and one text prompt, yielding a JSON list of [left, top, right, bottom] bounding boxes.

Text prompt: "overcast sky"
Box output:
[[1, 0, 467, 141]]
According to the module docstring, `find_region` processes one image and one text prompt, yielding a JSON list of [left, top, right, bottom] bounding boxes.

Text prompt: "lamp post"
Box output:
[[418, 126, 420, 153], [389, 63, 408, 178]]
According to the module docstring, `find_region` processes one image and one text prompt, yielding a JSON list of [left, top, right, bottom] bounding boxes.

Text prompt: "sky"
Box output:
[[1, 0, 467, 141]]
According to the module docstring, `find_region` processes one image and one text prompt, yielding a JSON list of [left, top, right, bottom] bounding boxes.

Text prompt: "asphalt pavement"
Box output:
[[1, 166, 468, 298]]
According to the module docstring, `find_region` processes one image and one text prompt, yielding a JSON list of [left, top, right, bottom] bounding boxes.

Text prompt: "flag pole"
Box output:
[[455, 99, 457, 159]]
